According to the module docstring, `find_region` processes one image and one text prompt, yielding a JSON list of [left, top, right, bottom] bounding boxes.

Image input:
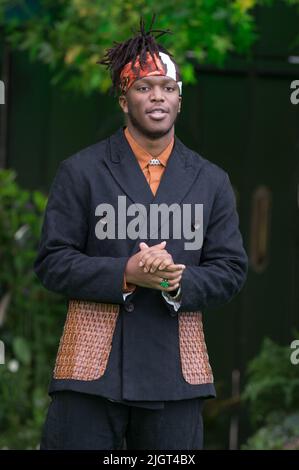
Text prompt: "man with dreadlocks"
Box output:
[[34, 15, 248, 450]]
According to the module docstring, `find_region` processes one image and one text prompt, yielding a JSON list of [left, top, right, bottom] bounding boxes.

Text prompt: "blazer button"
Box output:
[[125, 302, 134, 313]]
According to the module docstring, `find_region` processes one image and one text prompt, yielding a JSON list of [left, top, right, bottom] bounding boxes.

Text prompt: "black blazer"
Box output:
[[34, 127, 248, 404]]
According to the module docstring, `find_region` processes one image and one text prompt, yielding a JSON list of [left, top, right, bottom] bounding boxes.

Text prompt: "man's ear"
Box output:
[[119, 94, 128, 114]]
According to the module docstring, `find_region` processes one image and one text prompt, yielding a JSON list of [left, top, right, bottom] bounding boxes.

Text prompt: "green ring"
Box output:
[[160, 279, 169, 288]]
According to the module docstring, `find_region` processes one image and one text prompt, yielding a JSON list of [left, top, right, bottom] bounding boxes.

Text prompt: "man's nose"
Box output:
[[150, 86, 164, 101]]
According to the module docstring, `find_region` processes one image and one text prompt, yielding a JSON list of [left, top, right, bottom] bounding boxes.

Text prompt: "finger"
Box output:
[[152, 270, 184, 282], [149, 255, 173, 273], [150, 254, 173, 273], [144, 253, 172, 272], [152, 271, 182, 282], [139, 242, 149, 250], [139, 249, 168, 268], [164, 283, 180, 292], [148, 241, 166, 250], [159, 264, 186, 273], [138, 242, 166, 266], [143, 253, 168, 272], [158, 257, 174, 271], [169, 274, 182, 285]]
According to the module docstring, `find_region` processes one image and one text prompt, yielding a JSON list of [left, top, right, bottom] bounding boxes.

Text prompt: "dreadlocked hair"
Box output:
[[98, 14, 176, 96]]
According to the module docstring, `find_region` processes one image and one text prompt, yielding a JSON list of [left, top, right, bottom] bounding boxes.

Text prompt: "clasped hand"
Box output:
[[125, 241, 185, 293]]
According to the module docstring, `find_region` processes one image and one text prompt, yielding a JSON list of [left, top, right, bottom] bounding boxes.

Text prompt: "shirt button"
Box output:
[[125, 302, 134, 312]]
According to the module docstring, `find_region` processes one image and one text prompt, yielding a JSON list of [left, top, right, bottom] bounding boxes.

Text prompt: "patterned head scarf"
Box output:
[[119, 50, 182, 96]]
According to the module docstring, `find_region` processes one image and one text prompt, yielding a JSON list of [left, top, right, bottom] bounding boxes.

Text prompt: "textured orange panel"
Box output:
[[54, 301, 213, 386], [178, 312, 214, 384], [53, 300, 119, 380]]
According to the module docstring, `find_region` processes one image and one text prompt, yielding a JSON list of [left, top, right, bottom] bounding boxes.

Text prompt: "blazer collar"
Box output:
[[104, 127, 205, 244]]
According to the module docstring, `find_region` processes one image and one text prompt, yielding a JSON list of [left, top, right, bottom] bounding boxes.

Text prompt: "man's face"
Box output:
[[119, 75, 182, 139]]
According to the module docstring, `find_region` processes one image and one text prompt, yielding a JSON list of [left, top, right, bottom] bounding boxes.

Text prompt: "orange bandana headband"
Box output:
[[119, 51, 182, 96]]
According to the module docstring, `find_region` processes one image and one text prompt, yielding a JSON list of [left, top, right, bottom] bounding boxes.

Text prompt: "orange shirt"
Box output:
[[122, 127, 174, 292], [124, 126, 174, 196]]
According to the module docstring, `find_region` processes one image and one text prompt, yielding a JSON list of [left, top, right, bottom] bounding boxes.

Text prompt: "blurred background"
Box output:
[[0, 0, 298, 450]]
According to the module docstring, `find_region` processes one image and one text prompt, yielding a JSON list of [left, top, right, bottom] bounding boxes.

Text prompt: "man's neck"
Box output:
[[126, 124, 174, 157]]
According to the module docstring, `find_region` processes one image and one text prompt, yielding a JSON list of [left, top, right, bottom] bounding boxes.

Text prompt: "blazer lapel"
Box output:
[[105, 127, 154, 207], [145, 135, 205, 239], [152, 135, 202, 206], [104, 127, 205, 246]]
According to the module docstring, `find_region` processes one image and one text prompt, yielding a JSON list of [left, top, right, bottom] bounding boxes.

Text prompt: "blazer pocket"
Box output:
[[178, 311, 214, 385], [53, 299, 119, 381]]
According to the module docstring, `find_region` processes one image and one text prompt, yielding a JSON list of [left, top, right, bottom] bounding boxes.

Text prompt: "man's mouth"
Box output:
[[146, 108, 168, 120]]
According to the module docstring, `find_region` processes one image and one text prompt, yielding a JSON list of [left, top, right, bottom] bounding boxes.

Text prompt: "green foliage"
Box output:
[[242, 336, 299, 449], [0, 0, 295, 95], [242, 336, 299, 424], [243, 412, 299, 450], [0, 169, 65, 449]]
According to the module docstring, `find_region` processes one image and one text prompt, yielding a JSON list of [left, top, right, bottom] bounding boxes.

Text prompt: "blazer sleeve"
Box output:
[[33, 159, 129, 304], [163, 172, 248, 316]]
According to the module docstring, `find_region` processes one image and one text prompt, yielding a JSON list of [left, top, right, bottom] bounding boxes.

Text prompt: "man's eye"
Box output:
[[165, 87, 175, 92], [138, 86, 149, 91]]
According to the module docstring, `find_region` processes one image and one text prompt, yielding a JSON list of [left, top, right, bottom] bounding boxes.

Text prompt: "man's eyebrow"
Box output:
[[136, 77, 176, 85]]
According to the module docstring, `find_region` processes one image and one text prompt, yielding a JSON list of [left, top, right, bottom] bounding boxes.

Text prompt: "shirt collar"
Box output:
[[124, 127, 174, 170]]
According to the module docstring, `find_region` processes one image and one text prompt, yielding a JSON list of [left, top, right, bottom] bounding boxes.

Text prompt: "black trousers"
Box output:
[[40, 391, 205, 450]]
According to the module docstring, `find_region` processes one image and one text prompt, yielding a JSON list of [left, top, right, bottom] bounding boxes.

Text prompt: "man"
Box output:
[[34, 15, 248, 450]]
